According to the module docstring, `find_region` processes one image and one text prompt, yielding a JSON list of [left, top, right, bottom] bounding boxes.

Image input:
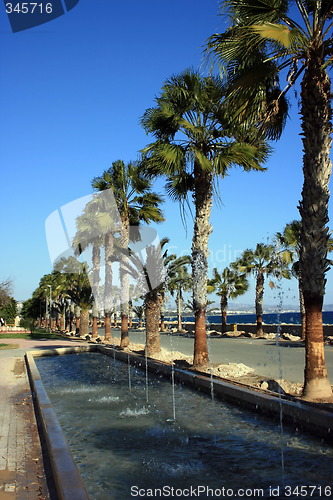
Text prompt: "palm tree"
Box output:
[[73, 199, 104, 339], [54, 257, 94, 338], [141, 69, 270, 367], [167, 257, 192, 332], [74, 190, 121, 342], [207, 0, 333, 400], [276, 220, 333, 341], [125, 238, 170, 356], [208, 266, 249, 333], [159, 253, 191, 331], [133, 304, 144, 328], [235, 243, 290, 337], [276, 221, 306, 339], [92, 160, 164, 348]]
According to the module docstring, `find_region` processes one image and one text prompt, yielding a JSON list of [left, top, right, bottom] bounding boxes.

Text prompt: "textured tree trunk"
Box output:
[[192, 168, 212, 367], [299, 54, 332, 400], [69, 302, 74, 333], [92, 244, 101, 340], [91, 316, 98, 339], [104, 313, 111, 342], [177, 288, 183, 331], [220, 295, 228, 333], [75, 305, 80, 336], [104, 232, 113, 342], [255, 271, 264, 337], [145, 293, 162, 356], [80, 308, 89, 338], [128, 299, 133, 328]]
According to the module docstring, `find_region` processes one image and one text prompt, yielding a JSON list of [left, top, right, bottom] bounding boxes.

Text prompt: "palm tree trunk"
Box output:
[[104, 232, 113, 342], [104, 313, 111, 341], [92, 244, 101, 340], [192, 168, 212, 367], [177, 288, 183, 332], [299, 56, 332, 400], [220, 295, 228, 333], [92, 315, 98, 339], [128, 300, 133, 328], [75, 305, 80, 336], [80, 308, 89, 338], [255, 271, 264, 337], [67, 301, 74, 332], [145, 292, 162, 356]]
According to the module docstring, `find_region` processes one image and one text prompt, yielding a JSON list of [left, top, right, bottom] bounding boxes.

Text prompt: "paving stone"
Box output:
[[0, 356, 49, 499]]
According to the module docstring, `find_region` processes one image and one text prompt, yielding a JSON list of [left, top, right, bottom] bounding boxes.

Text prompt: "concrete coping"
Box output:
[[26, 344, 333, 499]]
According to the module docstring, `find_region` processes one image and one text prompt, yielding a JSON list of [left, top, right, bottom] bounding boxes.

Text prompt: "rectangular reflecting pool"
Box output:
[[35, 352, 333, 499]]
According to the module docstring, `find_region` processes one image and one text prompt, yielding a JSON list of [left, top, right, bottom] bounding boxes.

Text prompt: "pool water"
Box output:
[[36, 352, 333, 499]]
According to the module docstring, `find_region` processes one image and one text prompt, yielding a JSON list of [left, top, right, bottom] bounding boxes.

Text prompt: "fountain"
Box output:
[[33, 350, 333, 500]]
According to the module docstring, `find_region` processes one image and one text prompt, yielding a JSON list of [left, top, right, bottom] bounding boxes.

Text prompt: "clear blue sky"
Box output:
[[1, 0, 332, 309]]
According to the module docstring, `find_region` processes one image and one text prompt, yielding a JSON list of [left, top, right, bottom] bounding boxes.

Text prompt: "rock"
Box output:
[[239, 331, 253, 338], [207, 330, 220, 336], [282, 333, 301, 342], [214, 362, 254, 378], [260, 379, 286, 395]]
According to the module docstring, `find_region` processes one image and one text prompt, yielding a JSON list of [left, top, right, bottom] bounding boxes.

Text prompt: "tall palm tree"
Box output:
[[167, 257, 192, 332], [207, 0, 333, 399], [235, 243, 290, 337], [276, 220, 333, 341], [276, 221, 306, 339], [208, 266, 249, 332], [75, 190, 121, 342], [141, 69, 270, 367], [54, 257, 94, 338], [92, 160, 164, 348], [125, 238, 170, 356], [133, 304, 144, 328], [73, 199, 104, 339]]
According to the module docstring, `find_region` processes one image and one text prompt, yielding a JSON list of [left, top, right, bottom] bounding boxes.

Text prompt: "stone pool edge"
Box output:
[[98, 346, 333, 443], [25, 348, 92, 500], [25, 342, 333, 499]]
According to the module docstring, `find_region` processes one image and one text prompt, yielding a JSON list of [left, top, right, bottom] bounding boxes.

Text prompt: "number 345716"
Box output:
[[6, 3, 53, 14]]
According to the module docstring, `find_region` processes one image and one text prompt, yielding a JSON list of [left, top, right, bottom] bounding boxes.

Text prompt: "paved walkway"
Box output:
[[0, 338, 87, 499]]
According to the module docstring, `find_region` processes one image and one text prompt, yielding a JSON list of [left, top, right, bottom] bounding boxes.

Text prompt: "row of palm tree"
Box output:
[[140, 70, 272, 367], [72, 161, 164, 347], [207, 240, 291, 336], [24, 1, 333, 402], [206, 0, 333, 401]]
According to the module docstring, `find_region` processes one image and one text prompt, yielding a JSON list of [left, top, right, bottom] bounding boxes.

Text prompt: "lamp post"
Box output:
[[48, 284, 52, 332]]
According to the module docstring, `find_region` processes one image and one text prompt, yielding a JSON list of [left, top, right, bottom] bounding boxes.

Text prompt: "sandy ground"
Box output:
[[99, 335, 304, 397]]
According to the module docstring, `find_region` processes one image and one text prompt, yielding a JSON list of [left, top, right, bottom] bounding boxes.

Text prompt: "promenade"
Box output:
[[0, 338, 87, 499], [0, 332, 332, 498]]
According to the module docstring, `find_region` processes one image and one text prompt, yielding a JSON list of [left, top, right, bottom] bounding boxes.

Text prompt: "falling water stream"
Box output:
[[145, 348, 149, 404], [36, 352, 333, 500], [127, 352, 132, 392], [169, 333, 176, 421]]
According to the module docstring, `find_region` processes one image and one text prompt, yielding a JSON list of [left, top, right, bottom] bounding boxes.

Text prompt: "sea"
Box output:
[[166, 311, 333, 325]]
